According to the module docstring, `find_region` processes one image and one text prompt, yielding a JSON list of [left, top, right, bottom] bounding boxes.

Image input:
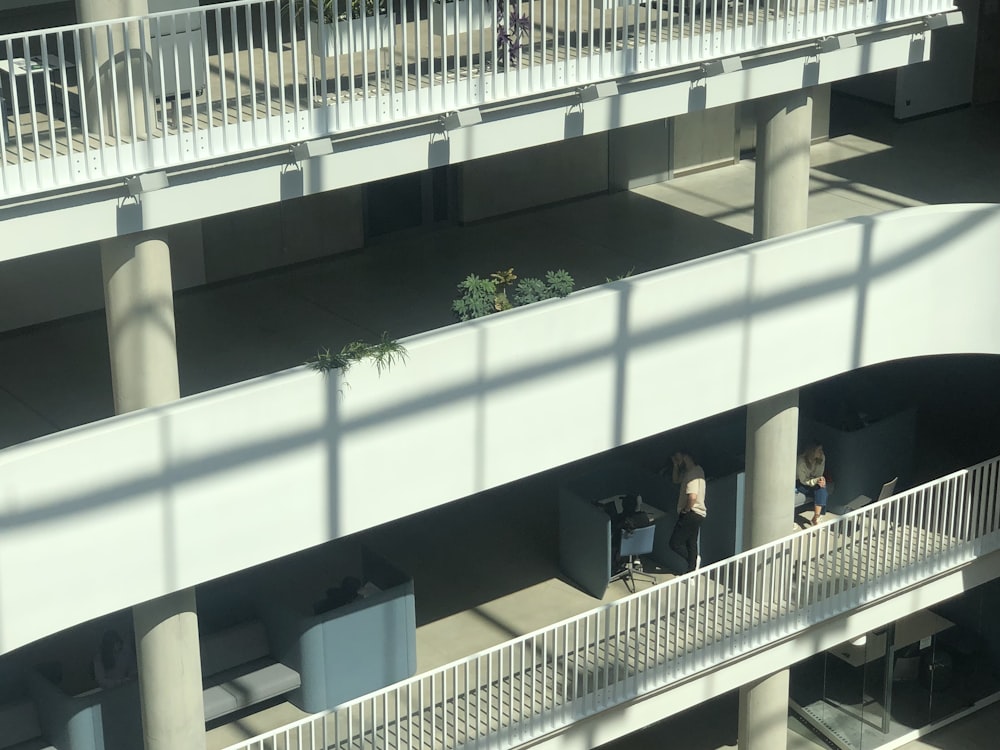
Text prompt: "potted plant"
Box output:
[[307, 333, 408, 390], [451, 267, 574, 321], [287, 0, 394, 55]]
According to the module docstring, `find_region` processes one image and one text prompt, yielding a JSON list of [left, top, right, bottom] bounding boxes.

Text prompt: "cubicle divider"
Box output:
[[558, 462, 676, 598], [256, 545, 417, 714], [27, 664, 141, 750], [559, 462, 745, 598]]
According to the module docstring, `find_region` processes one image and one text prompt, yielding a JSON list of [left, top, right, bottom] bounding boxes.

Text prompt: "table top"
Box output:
[[0, 55, 74, 76], [596, 494, 666, 521], [830, 610, 954, 667]]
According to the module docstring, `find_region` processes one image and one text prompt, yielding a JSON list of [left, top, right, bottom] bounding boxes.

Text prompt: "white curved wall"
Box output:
[[1, 203, 999, 654]]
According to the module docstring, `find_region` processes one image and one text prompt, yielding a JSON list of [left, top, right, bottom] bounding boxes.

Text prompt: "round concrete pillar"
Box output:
[[75, 1, 152, 138], [102, 231, 206, 750], [739, 671, 791, 750], [101, 231, 179, 413], [753, 89, 813, 242], [132, 590, 207, 750], [744, 389, 800, 549], [740, 87, 813, 750]]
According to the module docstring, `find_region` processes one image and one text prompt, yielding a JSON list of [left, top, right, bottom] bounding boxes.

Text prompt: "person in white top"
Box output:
[[668, 450, 707, 573]]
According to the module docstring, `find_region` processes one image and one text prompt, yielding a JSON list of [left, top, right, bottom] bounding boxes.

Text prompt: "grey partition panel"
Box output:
[[261, 576, 417, 714], [294, 623, 327, 714], [558, 491, 612, 599], [322, 583, 416, 708], [28, 668, 141, 750], [702, 472, 743, 563]]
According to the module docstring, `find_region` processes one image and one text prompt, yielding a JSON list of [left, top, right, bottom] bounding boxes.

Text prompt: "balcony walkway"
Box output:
[[0, 56, 998, 741], [0, 0, 943, 198], [211, 455, 1000, 750]]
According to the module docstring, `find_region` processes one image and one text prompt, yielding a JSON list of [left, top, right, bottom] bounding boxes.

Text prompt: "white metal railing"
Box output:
[[226, 455, 1000, 750], [0, 0, 950, 199]]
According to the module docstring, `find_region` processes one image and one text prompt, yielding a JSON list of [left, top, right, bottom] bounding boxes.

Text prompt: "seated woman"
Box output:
[[796, 442, 829, 526]]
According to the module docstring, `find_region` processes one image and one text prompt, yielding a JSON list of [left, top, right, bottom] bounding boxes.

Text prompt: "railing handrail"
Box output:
[[1, 0, 957, 202], [362, 461, 978, 692], [222, 455, 999, 749], [274, 456, 997, 724]]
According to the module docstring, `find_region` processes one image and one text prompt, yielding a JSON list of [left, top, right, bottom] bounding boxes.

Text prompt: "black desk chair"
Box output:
[[610, 525, 657, 593]]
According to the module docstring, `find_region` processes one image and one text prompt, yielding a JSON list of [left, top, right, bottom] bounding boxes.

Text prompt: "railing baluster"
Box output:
[[246, 3, 259, 146], [136, 19, 154, 167], [230, 6, 243, 150], [211, 458, 1000, 750], [198, 9, 213, 157]]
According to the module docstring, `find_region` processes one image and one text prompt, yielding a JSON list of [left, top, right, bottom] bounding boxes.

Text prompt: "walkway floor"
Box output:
[[2, 91, 1000, 750]]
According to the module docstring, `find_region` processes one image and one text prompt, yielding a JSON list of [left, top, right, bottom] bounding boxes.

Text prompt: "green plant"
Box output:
[[544, 269, 574, 298], [511, 277, 549, 305], [308, 332, 408, 378], [452, 267, 574, 321], [452, 274, 500, 321]]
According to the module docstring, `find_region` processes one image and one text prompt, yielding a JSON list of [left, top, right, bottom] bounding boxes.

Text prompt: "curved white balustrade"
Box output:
[[1, 203, 999, 655], [225, 457, 1000, 750]]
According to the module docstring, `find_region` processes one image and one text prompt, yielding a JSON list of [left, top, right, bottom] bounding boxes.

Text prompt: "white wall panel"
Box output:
[[1, 203, 1000, 653]]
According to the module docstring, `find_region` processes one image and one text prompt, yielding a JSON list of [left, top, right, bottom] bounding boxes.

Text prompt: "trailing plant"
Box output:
[[308, 332, 408, 378], [496, 0, 530, 65], [452, 267, 574, 321], [605, 267, 635, 283]]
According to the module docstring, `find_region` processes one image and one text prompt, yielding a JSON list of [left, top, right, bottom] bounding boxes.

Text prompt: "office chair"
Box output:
[[610, 525, 657, 593]]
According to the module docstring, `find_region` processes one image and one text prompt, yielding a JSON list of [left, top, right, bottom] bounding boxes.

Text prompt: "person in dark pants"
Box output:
[[668, 450, 707, 574]]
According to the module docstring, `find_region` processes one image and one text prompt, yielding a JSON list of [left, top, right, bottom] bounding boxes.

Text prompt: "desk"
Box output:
[[558, 464, 672, 598], [596, 494, 666, 523]]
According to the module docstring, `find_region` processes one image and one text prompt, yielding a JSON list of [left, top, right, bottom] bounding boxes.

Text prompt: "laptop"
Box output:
[[844, 476, 898, 513]]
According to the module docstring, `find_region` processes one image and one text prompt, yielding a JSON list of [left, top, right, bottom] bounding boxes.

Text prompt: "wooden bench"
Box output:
[[0, 699, 55, 750], [200, 619, 301, 723]]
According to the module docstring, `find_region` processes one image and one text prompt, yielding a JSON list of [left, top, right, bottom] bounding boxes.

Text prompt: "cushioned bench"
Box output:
[[200, 619, 301, 722], [0, 699, 55, 750]]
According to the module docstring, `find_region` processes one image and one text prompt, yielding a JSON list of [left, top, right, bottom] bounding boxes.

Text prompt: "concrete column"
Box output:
[[743, 389, 799, 550], [739, 672, 792, 750], [738, 392, 799, 750], [132, 590, 206, 750], [752, 89, 813, 241], [75, 0, 151, 138], [739, 88, 812, 750], [101, 232, 206, 750], [101, 232, 179, 413]]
